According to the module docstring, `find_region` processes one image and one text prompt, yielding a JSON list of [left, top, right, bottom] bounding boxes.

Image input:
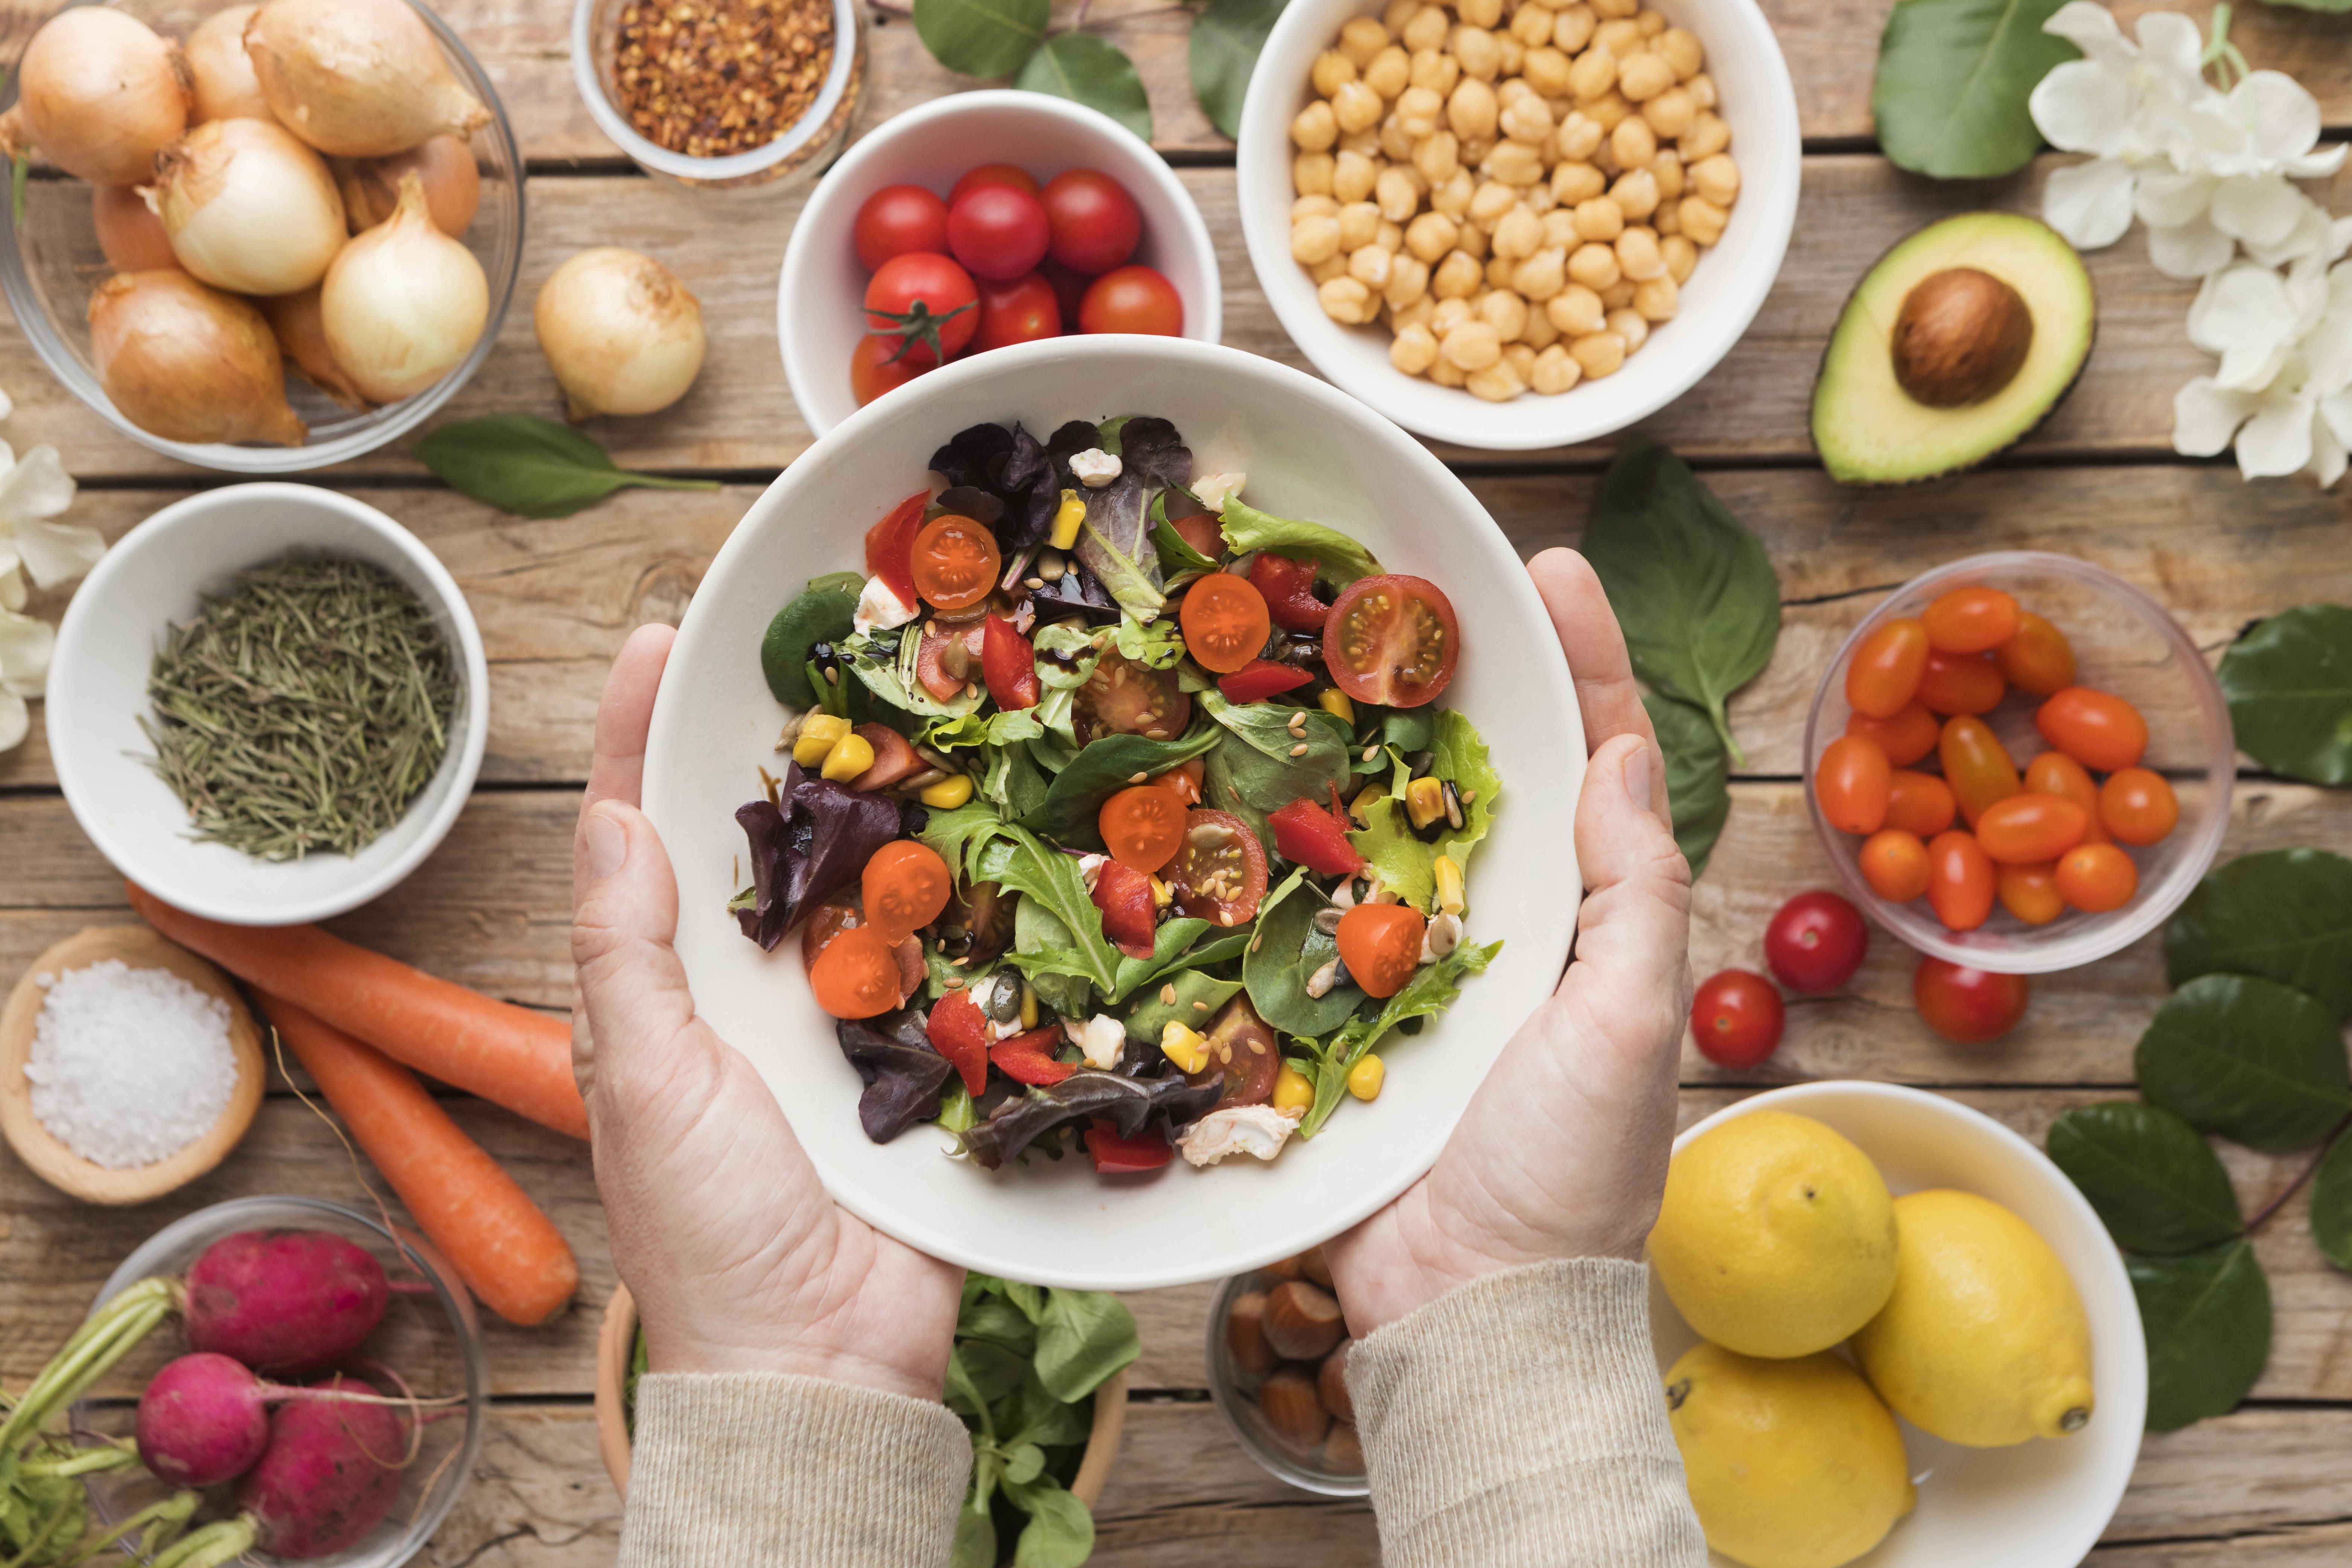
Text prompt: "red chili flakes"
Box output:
[[613, 0, 836, 160]]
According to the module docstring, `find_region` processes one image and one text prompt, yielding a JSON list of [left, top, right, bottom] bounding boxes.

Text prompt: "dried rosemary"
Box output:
[[140, 556, 460, 861]]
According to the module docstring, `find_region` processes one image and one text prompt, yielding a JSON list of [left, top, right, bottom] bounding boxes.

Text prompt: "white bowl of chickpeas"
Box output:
[[1237, 0, 1798, 448]]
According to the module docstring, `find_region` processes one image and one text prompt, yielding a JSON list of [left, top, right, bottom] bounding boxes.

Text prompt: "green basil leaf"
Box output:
[[951, 1503, 998, 1568], [1034, 1289, 1141, 1401], [2218, 604, 2352, 786], [761, 586, 859, 708], [2045, 1102, 2243, 1256], [1582, 437, 1777, 767], [1024, 725, 1222, 846], [1200, 690, 1353, 813], [1871, 0, 2078, 180], [1017, 33, 1152, 142], [1219, 497, 1380, 585], [2134, 974, 2351, 1152], [914, 0, 1049, 78], [2309, 1132, 2352, 1273], [1643, 692, 1731, 880], [1348, 796, 1437, 912], [1189, 0, 1287, 140], [2130, 1238, 2270, 1433], [1244, 868, 1364, 1035], [2165, 848, 2352, 1023], [1124, 967, 1242, 1043], [1299, 938, 1500, 1138], [414, 415, 719, 519], [1010, 1483, 1095, 1568]]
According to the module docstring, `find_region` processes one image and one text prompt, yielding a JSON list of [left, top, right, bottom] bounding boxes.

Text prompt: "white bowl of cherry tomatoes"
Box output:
[[778, 90, 1223, 435]]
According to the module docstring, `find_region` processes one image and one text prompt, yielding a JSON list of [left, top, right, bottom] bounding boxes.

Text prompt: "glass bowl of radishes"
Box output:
[[70, 1196, 486, 1566]]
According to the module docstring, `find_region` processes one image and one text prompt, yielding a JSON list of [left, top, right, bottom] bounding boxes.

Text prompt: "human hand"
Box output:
[[571, 624, 964, 1400], [1325, 547, 1693, 1337]]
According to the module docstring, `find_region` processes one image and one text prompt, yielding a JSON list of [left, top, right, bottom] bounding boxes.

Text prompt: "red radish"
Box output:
[[137, 1353, 274, 1486], [234, 1374, 410, 1558], [185, 1229, 389, 1376]]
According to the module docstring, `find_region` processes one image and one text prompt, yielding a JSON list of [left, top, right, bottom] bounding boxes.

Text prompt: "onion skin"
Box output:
[[152, 117, 347, 296], [187, 5, 277, 125], [333, 135, 479, 235], [261, 286, 374, 411], [89, 271, 307, 446], [321, 172, 487, 402], [93, 185, 180, 272], [535, 247, 707, 420], [0, 9, 192, 186], [245, 0, 490, 158]]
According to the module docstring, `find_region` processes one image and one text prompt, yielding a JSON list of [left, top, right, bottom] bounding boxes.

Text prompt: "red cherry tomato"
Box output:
[[1763, 891, 1868, 993], [1847, 702, 1940, 767], [1915, 649, 2006, 715], [1268, 796, 1365, 877], [1167, 508, 1225, 562], [1921, 587, 2021, 655], [1090, 857, 1159, 958], [1216, 658, 1314, 705], [853, 183, 950, 271], [1074, 649, 1191, 742], [1859, 829, 1931, 902], [947, 182, 1051, 282], [1337, 902, 1426, 999], [863, 489, 929, 607], [2099, 767, 2179, 846], [909, 514, 1001, 611], [1166, 808, 1269, 927], [2037, 687, 2150, 772], [1994, 612, 2077, 697], [863, 251, 978, 367], [971, 271, 1063, 352], [1814, 735, 1892, 836], [862, 840, 951, 942], [1041, 168, 1143, 276], [950, 163, 1039, 204], [1323, 574, 1459, 708], [808, 924, 902, 1018], [2023, 751, 2106, 843], [1996, 861, 2065, 926], [1180, 572, 1273, 674], [1913, 957, 2029, 1044], [926, 990, 991, 1096], [1973, 793, 2090, 865], [1845, 618, 1929, 719], [982, 614, 1040, 710], [1249, 551, 1327, 632], [1885, 770, 1957, 837], [1100, 784, 1189, 874], [1938, 715, 2020, 827], [2055, 841, 2138, 912], [1691, 970, 1784, 1068], [849, 333, 930, 406], [1086, 1122, 1173, 1174], [1925, 829, 1997, 931], [1079, 263, 1184, 335]]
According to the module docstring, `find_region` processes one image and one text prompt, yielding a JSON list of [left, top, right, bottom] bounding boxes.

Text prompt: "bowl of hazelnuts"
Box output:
[[1207, 1248, 1367, 1495]]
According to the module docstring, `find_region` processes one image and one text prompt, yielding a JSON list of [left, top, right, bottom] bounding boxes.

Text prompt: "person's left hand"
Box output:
[[571, 623, 964, 1401]]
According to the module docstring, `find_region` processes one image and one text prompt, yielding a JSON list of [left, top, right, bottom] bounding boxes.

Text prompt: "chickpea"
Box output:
[[1469, 178, 1519, 227], [1455, 218, 1489, 259], [1485, 142, 1546, 186], [1486, 253, 1516, 288], [1385, 253, 1431, 309], [1293, 100, 1339, 151], [1466, 357, 1525, 402], [1309, 253, 1349, 283], [1680, 111, 1729, 161], [1567, 43, 1617, 101], [1613, 224, 1664, 281], [1321, 276, 1377, 323], [1531, 343, 1581, 392], [1691, 153, 1740, 207], [1524, 178, 1559, 215], [1454, 24, 1503, 80], [1433, 249, 1484, 298], [1406, 210, 1460, 262], [1457, 0, 1503, 27], [1291, 214, 1343, 264], [1678, 194, 1728, 246], [1522, 304, 1562, 349], [1600, 278, 1637, 308], [1572, 196, 1624, 242], [1397, 84, 1444, 137], [1442, 318, 1503, 369], [1643, 85, 1695, 139], [1349, 244, 1394, 290], [1653, 200, 1679, 236], [1383, 0, 1422, 32], [1523, 46, 1573, 97], [1413, 131, 1461, 185], [1379, 114, 1416, 160], [1378, 218, 1405, 251], [1571, 329, 1626, 378], [1609, 167, 1659, 220], [1592, 0, 1637, 18], [1583, 90, 1630, 131], [1294, 151, 1337, 195], [1568, 240, 1621, 289], [1659, 25, 1703, 77], [1500, 92, 1554, 145], [1551, 158, 1606, 204], [1366, 45, 1411, 98], [1611, 114, 1657, 169], [1649, 150, 1685, 200], [1402, 5, 1450, 53], [1334, 80, 1385, 134], [1498, 33, 1525, 75], [1334, 150, 1380, 203], [1477, 287, 1530, 340], [1511, 2, 1554, 45], [1593, 18, 1642, 57], [1553, 3, 1597, 54], [1431, 167, 1475, 218], [1685, 71, 1717, 109], [1313, 50, 1359, 98], [1429, 355, 1470, 387], [1458, 134, 1496, 167], [1340, 15, 1391, 65], [1634, 272, 1679, 320], [1431, 296, 1474, 335], [1503, 341, 1537, 380], [1391, 323, 1441, 374], [1617, 50, 1676, 104], [1608, 307, 1649, 352], [1492, 204, 1544, 260], [1377, 166, 1423, 222], [1393, 293, 1437, 332], [1449, 76, 1500, 139], [1410, 46, 1461, 96], [1293, 193, 1341, 219], [1512, 245, 1568, 300], [1541, 206, 1581, 248], [1640, 8, 1668, 33], [1547, 282, 1605, 334], [1338, 201, 1382, 250], [1661, 233, 1697, 283], [1338, 127, 1381, 156]]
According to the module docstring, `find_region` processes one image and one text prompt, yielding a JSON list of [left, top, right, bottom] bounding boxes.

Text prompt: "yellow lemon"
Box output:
[[1850, 1189, 2095, 1446], [1649, 1110, 1900, 1358], [1664, 1341, 1917, 1568]]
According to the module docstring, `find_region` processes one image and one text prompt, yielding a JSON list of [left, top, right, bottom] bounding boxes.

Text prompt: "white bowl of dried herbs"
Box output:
[[46, 484, 490, 926]]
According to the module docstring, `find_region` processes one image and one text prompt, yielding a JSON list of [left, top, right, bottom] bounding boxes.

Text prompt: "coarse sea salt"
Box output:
[[25, 959, 235, 1169]]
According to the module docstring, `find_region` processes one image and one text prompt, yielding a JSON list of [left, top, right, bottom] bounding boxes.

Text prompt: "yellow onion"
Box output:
[[321, 172, 486, 402], [93, 184, 179, 272], [186, 5, 277, 124], [260, 285, 373, 410], [151, 118, 347, 296], [0, 8, 191, 186], [333, 135, 479, 235], [534, 248, 706, 420], [89, 271, 306, 446], [244, 0, 489, 158]]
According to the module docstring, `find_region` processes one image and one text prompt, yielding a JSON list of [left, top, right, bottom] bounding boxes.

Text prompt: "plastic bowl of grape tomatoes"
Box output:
[[778, 91, 1222, 438], [640, 335, 1583, 1291], [1803, 552, 2235, 976]]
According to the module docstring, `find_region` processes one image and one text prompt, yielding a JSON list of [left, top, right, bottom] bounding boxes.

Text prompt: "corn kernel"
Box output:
[[820, 731, 875, 783], [1160, 1021, 1210, 1074], [918, 771, 974, 809], [1149, 875, 1175, 907], [793, 712, 850, 766], [1319, 688, 1357, 724], [1273, 1065, 1315, 1114], [1347, 1054, 1387, 1101], [1349, 782, 1387, 825], [1050, 488, 1087, 549], [1434, 853, 1465, 915], [1019, 983, 1039, 1029], [1405, 774, 1447, 829]]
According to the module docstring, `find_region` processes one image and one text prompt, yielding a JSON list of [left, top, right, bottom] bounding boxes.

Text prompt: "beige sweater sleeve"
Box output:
[[618, 1372, 972, 1568], [1348, 1257, 1708, 1568]]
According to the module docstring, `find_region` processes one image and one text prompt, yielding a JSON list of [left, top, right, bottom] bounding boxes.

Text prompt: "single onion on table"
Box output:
[[244, 0, 490, 157], [0, 6, 191, 185], [321, 172, 489, 402], [89, 271, 308, 446], [534, 247, 707, 419], [149, 116, 349, 296]]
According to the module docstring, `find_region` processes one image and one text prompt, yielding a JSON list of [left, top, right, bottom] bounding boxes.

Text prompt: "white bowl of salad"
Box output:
[[642, 334, 1585, 1291]]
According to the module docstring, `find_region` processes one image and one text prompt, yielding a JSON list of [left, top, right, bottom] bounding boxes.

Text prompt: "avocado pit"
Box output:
[[1890, 267, 2034, 409]]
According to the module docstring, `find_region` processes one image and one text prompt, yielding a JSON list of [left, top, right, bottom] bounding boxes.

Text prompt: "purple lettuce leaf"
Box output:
[[734, 762, 904, 950], [1116, 416, 1192, 490], [959, 1069, 1225, 1169], [837, 1008, 955, 1143]]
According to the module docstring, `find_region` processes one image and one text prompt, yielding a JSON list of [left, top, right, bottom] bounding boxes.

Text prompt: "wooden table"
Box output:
[[6, 0, 2352, 1560]]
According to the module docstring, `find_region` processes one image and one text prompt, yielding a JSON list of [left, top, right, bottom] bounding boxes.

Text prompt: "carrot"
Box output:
[[128, 883, 588, 1140], [260, 992, 579, 1328]]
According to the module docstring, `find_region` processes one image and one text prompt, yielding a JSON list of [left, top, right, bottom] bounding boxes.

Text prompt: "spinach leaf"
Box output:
[[1016, 33, 1152, 141], [2131, 1239, 2270, 1433], [1349, 797, 1436, 912], [1200, 690, 1352, 812], [922, 808, 1123, 994], [1644, 692, 1731, 880], [2310, 1133, 2352, 1273], [1379, 707, 1433, 754], [762, 586, 858, 707], [1298, 940, 1501, 1138], [1189, 0, 1286, 139], [1582, 437, 1778, 766], [912, 0, 1047, 77], [2133, 974, 2351, 1152], [1110, 920, 1251, 1003], [1219, 497, 1380, 585], [1026, 726, 1223, 846], [951, 1506, 996, 1568], [959, 1293, 1040, 1358], [1428, 709, 1499, 875], [1012, 898, 1103, 1018], [957, 1338, 1032, 1405], [1074, 473, 1165, 616], [1008, 1481, 1095, 1568], [1034, 1289, 1141, 1401], [2045, 1102, 2243, 1256], [2218, 604, 2352, 786], [1202, 740, 1271, 850], [415, 416, 720, 519], [1125, 968, 1243, 1043], [2165, 848, 2352, 1022], [1244, 869, 1363, 1035], [1871, 0, 2079, 180]]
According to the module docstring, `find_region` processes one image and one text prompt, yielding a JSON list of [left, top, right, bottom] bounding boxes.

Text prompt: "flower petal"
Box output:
[[2135, 13, 2210, 99], [2212, 174, 2309, 249], [0, 551, 21, 613], [2043, 157, 2139, 250], [0, 607, 54, 700], [0, 443, 76, 527], [2031, 61, 2133, 155], [2288, 142, 2351, 180], [0, 690, 25, 753], [2319, 387, 2352, 447], [2045, 0, 2134, 66], [2309, 408, 2347, 487], [14, 521, 106, 589], [2231, 71, 2323, 163], [0, 385, 12, 423], [2235, 391, 2316, 478], [2174, 376, 2258, 456], [2188, 263, 2296, 355], [2135, 167, 2217, 227], [2148, 215, 2235, 280]]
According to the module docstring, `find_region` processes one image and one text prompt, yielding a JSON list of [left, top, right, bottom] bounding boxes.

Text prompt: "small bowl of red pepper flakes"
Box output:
[[571, 0, 864, 190]]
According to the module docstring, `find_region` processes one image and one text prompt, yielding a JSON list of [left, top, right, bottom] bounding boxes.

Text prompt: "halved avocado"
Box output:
[[1811, 213, 2095, 486]]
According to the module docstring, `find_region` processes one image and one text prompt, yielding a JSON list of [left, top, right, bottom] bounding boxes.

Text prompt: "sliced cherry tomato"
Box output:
[[971, 271, 1063, 353], [1168, 509, 1226, 563], [863, 840, 951, 941], [950, 163, 1038, 204], [1249, 551, 1328, 632], [2099, 767, 2179, 846], [1155, 756, 1205, 805], [864, 490, 929, 608], [1337, 902, 1425, 999], [927, 990, 991, 1096], [2038, 687, 2149, 773], [1814, 735, 1892, 836], [1974, 793, 2090, 865], [1915, 649, 2006, 715], [1994, 612, 2076, 697], [849, 333, 930, 406], [1101, 784, 1189, 874], [1189, 995, 1279, 1107], [1997, 861, 2065, 926], [2023, 751, 2105, 843], [1914, 958, 2029, 1043], [982, 614, 1040, 709], [1691, 970, 1784, 1068], [1268, 796, 1365, 877], [1925, 830, 1997, 931], [1922, 587, 2021, 655], [848, 722, 925, 792], [1885, 770, 1957, 837], [1086, 1120, 1172, 1174], [991, 1025, 1077, 1086], [1938, 715, 2020, 827], [1845, 618, 1929, 719], [1216, 658, 1312, 705], [1090, 858, 1160, 959], [1167, 808, 1269, 927], [910, 515, 1001, 610], [1859, 829, 1931, 902], [915, 618, 986, 703], [2055, 841, 2138, 912], [947, 182, 1051, 282], [1074, 650, 1190, 742], [1041, 169, 1142, 275], [864, 251, 978, 368], [1324, 574, 1458, 709], [808, 924, 902, 1018], [1180, 572, 1273, 674], [853, 184, 950, 271], [1079, 264, 1183, 335], [943, 878, 1015, 965], [1763, 891, 1866, 992], [1847, 702, 1940, 767], [800, 892, 864, 968]]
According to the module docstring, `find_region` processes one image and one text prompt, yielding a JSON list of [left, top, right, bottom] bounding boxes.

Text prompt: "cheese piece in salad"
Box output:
[[734, 414, 1502, 1179]]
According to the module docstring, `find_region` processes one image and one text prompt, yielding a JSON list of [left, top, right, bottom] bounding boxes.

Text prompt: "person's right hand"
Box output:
[[1326, 547, 1693, 1337]]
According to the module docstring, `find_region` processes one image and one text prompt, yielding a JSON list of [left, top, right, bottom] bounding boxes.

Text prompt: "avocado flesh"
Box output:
[[1812, 213, 2095, 485]]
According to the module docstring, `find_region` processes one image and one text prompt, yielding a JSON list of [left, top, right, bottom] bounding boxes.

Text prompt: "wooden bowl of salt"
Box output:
[[0, 926, 265, 1204]]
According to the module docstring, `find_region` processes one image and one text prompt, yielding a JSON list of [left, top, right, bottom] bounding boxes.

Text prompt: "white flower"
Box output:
[[2174, 258, 2352, 481], [0, 440, 96, 753], [0, 384, 13, 422]]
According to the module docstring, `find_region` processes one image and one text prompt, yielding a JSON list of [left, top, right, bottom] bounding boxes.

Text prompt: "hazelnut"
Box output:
[[1227, 1291, 1279, 1376], [1257, 1367, 1332, 1452], [1891, 267, 2033, 408], [1324, 1420, 1365, 1472], [1319, 1338, 1356, 1424], [1262, 1280, 1346, 1360], [1301, 1247, 1334, 1289], [1263, 1254, 1303, 1281]]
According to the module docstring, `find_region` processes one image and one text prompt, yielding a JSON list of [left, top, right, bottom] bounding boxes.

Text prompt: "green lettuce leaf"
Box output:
[[1299, 939, 1502, 1138], [1218, 497, 1379, 586]]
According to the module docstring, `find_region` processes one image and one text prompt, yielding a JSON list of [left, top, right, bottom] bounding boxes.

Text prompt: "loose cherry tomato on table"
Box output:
[[2037, 687, 2149, 772], [1939, 715, 2020, 827], [2100, 767, 2179, 846], [1079, 263, 1184, 335], [1994, 612, 2077, 696], [1763, 891, 1868, 992], [1921, 587, 2020, 655], [2023, 751, 2106, 843], [1847, 702, 1941, 767], [981, 614, 1040, 710], [1859, 829, 1931, 902], [864, 490, 930, 607], [1101, 784, 1189, 874], [863, 251, 978, 367], [1691, 970, 1784, 1068], [909, 514, 1001, 610], [947, 182, 1051, 281], [926, 990, 991, 1096], [1845, 618, 1929, 718], [1814, 735, 1892, 836], [1913, 957, 2029, 1043], [1973, 792, 2090, 865], [1167, 808, 1270, 927], [1041, 168, 1142, 276], [1216, 658, 1314, 704], [1090, 857, 1160, 958], [1323, 573, 1459, 708], [971, 271, 1062, 352], [862, 840, 952, 941], [849, 334, 930, 407], [1337, 903, 1426, 999], [1250, 552, 1329, 632], [1268, 796, 1365, 877], [1074, 649, 1191, 741], [1086, 1122, 1172, 1174], [1180, 572, 1273, 674], [2055, 841, 2138, 912], [950, 163, 1039, 203], [1166, 508, 1226, 562], [1914, 649, 2006, 715], [853, 184, 950, 270], [1996, 861, 2065, 926], [1884, 770, 1957, 837], [808, 924, 903, 1019], [1925, 829, 1997, 931]]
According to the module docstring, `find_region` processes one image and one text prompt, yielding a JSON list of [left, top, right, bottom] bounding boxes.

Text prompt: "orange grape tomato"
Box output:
[[1336, 903, 1426, 999], [1939, 715, 2020, 827], [1922, 586, 2022, 655], [1915, 649, 2006, 715], [1178, 571, 1273, 674], [1973, 792, 2090, 865], [1155, 755, 1206, 806], [909, 515, 1002, 610], [1815, 735, 1892, 836], [861, 840, 951, 941], [2023, 750, 2106, 843], [1099, 784, 1189, 874], [2037, 687, 2149, 772], [1845, 618, 1930, 719], [808, 924, 903, 1018], [1847, 703, 1941, 767], [1885, 770, 1957, 838], [2055, 841, 2139, 913], [1997, 861, 2066, 926], [1925, 829, 1997, 931], [1859, 829, 1931, 902], [1994, 612, 2077, 697], [2099, 767, 2180, 846]]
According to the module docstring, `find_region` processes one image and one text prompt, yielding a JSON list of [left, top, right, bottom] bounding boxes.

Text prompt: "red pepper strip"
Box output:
[[1269, 796, 1365, 877], [1086, 1119, 1172, 1174], [926, 990, 990, 1098], [982, 614, 1040, 710], [1249, 551, 1327, 632], [1217, 659, 1313, 705], [864, 490, 929, 608], [990, 1026, 1076, 1086], [1090, 859, 1159, 959]]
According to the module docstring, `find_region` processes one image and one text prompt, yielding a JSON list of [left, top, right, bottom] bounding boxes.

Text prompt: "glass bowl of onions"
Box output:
[[0, 0, 524, 473]]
